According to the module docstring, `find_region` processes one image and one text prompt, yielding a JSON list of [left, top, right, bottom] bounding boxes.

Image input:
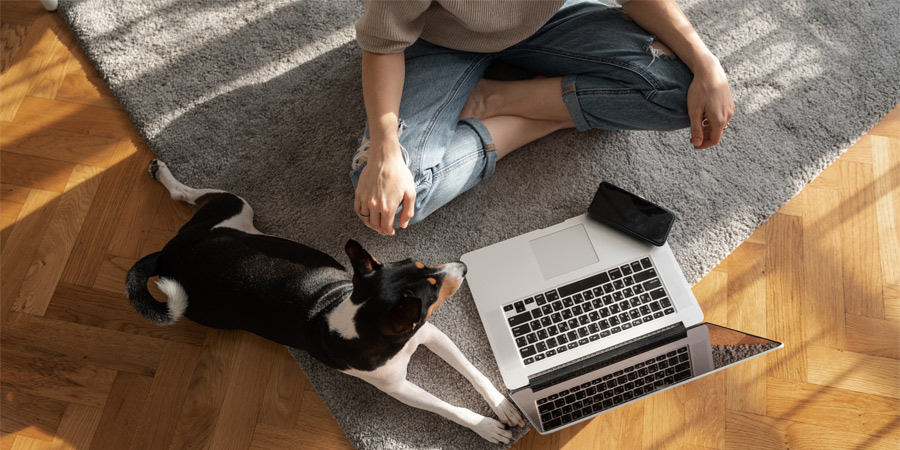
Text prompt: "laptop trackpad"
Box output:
[[529, 224, 599, 280]]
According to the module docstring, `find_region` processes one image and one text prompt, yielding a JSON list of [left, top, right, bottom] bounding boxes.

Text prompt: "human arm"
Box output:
[[356, 50, 416, 235], [622, 0, 734, 149]]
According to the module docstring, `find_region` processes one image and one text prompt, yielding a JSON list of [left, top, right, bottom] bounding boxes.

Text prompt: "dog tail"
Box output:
[[126, 252, 188, 325]]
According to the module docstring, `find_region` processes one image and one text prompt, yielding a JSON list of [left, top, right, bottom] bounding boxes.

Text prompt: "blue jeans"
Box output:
[[350, 0, 693, 227]]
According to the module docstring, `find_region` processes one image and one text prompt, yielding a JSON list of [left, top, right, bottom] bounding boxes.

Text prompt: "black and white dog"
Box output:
[[126, 160, 523, 443]]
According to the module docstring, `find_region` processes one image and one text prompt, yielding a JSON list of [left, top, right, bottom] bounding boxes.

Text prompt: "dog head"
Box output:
[[344, 239, 466, 338]]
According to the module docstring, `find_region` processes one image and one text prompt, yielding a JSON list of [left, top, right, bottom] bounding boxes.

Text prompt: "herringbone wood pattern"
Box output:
[[2, 3, 898, 449]]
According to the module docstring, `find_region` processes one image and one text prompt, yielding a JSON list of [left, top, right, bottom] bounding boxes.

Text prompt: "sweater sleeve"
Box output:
[[355, 0, 431, 54]]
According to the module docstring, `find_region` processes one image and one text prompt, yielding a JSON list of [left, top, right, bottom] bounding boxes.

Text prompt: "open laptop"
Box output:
[[461, 214, 782, 433]]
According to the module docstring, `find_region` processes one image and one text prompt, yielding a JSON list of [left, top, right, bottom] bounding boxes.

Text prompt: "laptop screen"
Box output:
[[513, 323, 782, 433]]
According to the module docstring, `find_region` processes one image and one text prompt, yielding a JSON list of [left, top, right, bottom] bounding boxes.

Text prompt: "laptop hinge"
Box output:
[[528, 323, 688, 392]]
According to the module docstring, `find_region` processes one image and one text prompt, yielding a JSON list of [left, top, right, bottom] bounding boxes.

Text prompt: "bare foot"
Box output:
[[459, 78, 497, 121]]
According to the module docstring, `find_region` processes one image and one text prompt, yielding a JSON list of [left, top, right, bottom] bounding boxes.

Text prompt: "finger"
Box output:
[[689, 109, 705, 148], [380, 204, 396, 236], [699, 116, 726, 149], [399, 190, 416, 229]]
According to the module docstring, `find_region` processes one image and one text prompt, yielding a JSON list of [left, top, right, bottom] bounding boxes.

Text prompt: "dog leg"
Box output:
[[419, 323, 525, 428], [148, 160, 261, 234], [373, 378, 515, 444]]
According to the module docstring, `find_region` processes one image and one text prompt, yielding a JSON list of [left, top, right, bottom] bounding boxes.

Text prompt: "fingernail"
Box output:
[[692, 137, 701, 144]]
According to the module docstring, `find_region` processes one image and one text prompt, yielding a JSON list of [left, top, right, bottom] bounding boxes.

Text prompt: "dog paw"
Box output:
[[147, 159, 163, 179], [490, 396, 525, 428], [471, 416, 514, 444]]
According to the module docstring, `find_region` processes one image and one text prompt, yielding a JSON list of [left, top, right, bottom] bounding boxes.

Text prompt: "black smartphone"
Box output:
[[587, 182, 675, 246]]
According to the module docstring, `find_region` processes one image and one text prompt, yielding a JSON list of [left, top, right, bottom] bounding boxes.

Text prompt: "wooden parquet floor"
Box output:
[[1, 2, 898, 449]]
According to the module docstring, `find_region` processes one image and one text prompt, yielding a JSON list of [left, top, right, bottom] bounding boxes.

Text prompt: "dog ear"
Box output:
[[345, 239, 382, 275], [388, 292, 422, 334]]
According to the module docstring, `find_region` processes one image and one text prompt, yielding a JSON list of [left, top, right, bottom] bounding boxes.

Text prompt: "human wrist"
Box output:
[[367, 136, 404, 162]]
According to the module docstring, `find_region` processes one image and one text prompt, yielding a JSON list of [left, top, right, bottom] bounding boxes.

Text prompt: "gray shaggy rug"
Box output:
[[58, 0, 899, 448]]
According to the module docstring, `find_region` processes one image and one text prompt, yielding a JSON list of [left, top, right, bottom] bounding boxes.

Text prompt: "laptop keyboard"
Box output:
[[536, 346, 692, 431], [502, 257, 676, 365]]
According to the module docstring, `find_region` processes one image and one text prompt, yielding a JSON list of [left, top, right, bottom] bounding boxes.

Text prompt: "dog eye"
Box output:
[[402, 290, 415, 298]]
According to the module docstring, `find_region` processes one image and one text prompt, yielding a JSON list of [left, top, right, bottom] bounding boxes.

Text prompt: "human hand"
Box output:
[[687, 57, 735, 149], [354, 139, 416, 235]]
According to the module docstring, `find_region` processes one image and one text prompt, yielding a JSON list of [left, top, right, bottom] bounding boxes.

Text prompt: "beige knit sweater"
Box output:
[[356, 0, 574, 54]]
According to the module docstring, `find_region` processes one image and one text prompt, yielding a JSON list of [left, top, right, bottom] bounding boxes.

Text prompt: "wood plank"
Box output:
[[0, 390, 66, 441], [885, 284, 900, 322], [765, 213, 806, 382], [11, 96, 134, 139], [59, 140, 143, 287], [808, 159, 841, 190], [839, 135, 873, 164], [555, 412, 600, 450], [767, 377, 899, 439], [24, 14, 73, 100], [10, 436, 52, 450], [105, 147, 163, 259], [129, 342, 202, 450], [150, 186, 193, 233], [0, 152, 75, 192], [726, 410, 898, 450], [12, 165, 102, 315], [776, 190, 803, 217], [0, 14, 53, 122], [140, 227, 175, 256], [292, 389, 354, 450], [207, 334, 279, 450], [509, 427, 559, 450], [691, 269, 727, 325], [0, 122, 119, 167], [839, 160, 885, 318], [1, 312, 165, 376], [1, 188, 59, 321], [806, 345, 900, 399], [250, 423, 353, 450], [641, 387, 684, 450], [725, 242, 768, 415], [682, 371, 725, 449], [55, 36, 119, 109], [258, 347, 309, 428], [0, 348, 117, 408], [90, 255, 136, 294], [0, 1, 44, 28], [51, 404, 103, 450], [871, 135, 900, 289], [0, 183, 30, 248], [168, 329, 241, 450], [43, 283, 207, 346], [87, 373, 152, 450], [594, 402, 643, 450], [0, 23, 29, 81], [844, 314, 900, 359], [801, 186, 846, 349]]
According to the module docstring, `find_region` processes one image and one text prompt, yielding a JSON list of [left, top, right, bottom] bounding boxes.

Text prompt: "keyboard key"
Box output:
[[618, 313, 630, 323], [546, 291, 560, 301], [592, 287, 604, 297], [583, 290, 595, 300], [572, 305, 583, 315], [562, 310, 574, 320], [530, 320, 542, 330], [532, 308, 544, 319], [661, 298, 672, 308], [588, 323, 600, 333], [599, 308, 610, 318], [578, 338, 589, 345], [613, 280, 625, 290], [524, 297, 535, 305], [520, 345, 537, 358], [640, 257, 652, 269], [643, 278, 662, 290], [650, 288, 666, 300], [524, 357, 535, 365], [603, 294, 614, 305], [610, 268, 623, 279], [551, 313, 562, 323], [535, 293, 546, 305], [515, 301, 526, 313], [613, 291, 624, 302], [609, 304, 621, 314], [546, 349, 557, 357], [547, 337, 557, 347], [572, 293, 583, 303], [622, 323, 632, 330], [536, 341, 548, 352], [578, 315, 590, 326], [621, 264, 633, 275], [503, 304, 514, 312], [558, 334, 569, 344], [603, 284, 614, 294], [630, 261, 643, 272], [527, 333, 538, 344], [535, 354, 546, 362], [508, 311, 532, 327], [640, 305, 651, 316], [543, 418, 562, 430], [563, 297, 575, 308], [633, 269, 657, 283], [568, 342, 579, 350], [650, 302, 662, 312], [663, 307, 675, 315], [632, 318, 643, 326], [600, 319, 610, 329], [567, 331, 579, 341], [552, 301, 564, 311], [634, 284, 645, 294], [640, 293, 652, 304], [559, 322, 570, 332], [600, 330, 610, 338], [624, 276, 634, 286], [512, 324, 531, 336], [583, 302, 594, 312], [578, 327, 589, 338], [590, 334, 600, 342], [611, 326, 622, 334], [537, 329, 549, 340], [629, 310, 641, 320]]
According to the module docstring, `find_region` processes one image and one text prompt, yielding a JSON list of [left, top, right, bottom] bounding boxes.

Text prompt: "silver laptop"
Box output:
[[461, 214, 782, 433]]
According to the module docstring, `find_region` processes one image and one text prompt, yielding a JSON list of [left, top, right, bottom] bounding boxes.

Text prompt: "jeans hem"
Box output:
[[562, 74, 591, 132], [457, 117, 498, 180]]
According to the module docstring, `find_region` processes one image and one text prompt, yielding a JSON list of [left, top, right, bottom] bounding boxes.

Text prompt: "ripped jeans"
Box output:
[[350, 0, 694, 227]]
